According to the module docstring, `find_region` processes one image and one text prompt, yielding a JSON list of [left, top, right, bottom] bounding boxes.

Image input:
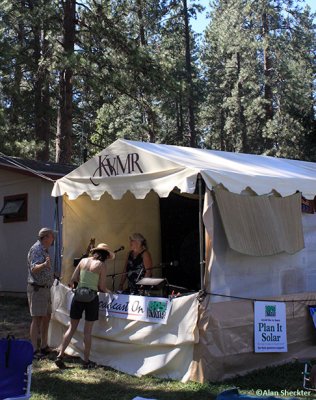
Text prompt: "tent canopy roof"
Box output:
[[52, 139, 316, 200]]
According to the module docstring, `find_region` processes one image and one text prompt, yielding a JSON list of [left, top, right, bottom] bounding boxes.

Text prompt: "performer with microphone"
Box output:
[[118, 233, 152, 294]]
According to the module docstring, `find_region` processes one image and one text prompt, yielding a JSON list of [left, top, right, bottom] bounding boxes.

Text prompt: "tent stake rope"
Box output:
[[203, 290, 316, 304]]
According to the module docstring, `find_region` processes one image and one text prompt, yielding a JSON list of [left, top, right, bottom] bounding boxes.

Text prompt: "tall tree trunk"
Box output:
[[182, 0, 196, 147], [33, 20, 50, 161], [236, 52, 248, 153], [136, 0, 156, 142], [56, 0, 75, 164], [262, 12, 273, 121], [10, 7, 24, 127], [176, 93, 184, 143], [136, 0, 146, 47], [220, 109, 225, 151]]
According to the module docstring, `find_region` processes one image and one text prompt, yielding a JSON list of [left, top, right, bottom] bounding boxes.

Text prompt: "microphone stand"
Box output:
[[136, 266, 145, 283], [106, 270, 129, 278], [106, 270, 129, 292], [106, 264, 172, 279], [106, 263, 177, 293], [112, 257, 116, 292], [110, 247, 125, 291]]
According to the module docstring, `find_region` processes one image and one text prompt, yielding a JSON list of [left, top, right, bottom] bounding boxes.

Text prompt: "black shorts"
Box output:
[[70, 295, 99, 321]]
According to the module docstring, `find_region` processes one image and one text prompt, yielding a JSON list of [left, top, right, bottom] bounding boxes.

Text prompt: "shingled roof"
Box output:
[[0, 155, 76, 180]]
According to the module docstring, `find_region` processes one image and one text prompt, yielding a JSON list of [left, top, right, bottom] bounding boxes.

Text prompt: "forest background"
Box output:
[[0, 0, 315, 165]]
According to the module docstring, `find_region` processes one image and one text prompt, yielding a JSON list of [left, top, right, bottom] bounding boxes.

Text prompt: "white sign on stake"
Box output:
[[254, 301, 287, 353]]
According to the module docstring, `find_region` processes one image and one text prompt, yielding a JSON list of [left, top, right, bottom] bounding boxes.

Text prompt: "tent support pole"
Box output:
[[54, 196, 61, 279], [198, 173, 205, 290]]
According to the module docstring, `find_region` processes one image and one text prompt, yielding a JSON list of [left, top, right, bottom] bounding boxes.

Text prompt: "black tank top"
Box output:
[[126, 250, 145, 293]]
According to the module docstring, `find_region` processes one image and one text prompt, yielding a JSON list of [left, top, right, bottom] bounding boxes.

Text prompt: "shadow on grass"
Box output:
[[3, 296, 313, 399], [31, 359, 218, 400], [28, 355, 316, 400], [221, 361, 314, 396], [0, 296, 30, 338]]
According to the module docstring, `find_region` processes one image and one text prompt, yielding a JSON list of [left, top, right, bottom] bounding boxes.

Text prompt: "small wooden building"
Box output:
[[0, 156, 74, 294]]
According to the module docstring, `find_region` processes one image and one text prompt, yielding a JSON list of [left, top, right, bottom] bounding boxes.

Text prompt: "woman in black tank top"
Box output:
[[119, 233, 153, 294]]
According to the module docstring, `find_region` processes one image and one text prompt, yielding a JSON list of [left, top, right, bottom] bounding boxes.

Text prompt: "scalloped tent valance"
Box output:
[[52, 139, 316, 200]]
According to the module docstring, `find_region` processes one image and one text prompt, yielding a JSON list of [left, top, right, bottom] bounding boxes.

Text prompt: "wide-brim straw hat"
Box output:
[[91, 243, 115, 260]]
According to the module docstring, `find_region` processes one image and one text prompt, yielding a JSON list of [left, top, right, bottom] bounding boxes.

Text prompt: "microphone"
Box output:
[[114, 246, 125, 253], [160, 260, 179, 268]]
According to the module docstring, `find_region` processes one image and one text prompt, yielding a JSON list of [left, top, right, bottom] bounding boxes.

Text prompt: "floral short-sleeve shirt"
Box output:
[[27, 240, 54, 286]]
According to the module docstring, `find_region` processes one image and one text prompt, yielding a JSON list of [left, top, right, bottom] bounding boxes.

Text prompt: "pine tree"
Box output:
[[55, 0, 76, 164], [200, 0, 315, 159], [0, 0, 58, 160]]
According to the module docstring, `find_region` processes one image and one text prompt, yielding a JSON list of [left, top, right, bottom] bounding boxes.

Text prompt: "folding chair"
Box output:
[[300, 305, 316, 391], [0, 336, 34, 400], [302, 360, 316, 391]]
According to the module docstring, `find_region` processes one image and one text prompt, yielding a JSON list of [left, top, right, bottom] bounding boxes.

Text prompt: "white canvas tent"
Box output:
[[50, 139, 316, 382], [53, 139, 316, 201]]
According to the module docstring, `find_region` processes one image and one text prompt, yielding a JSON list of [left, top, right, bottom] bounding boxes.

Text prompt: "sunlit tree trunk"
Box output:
[[31, 0, 50, 161], [262, 12, 273, 121], [183, 0, 196, 147], [56, 0, 75, 163]]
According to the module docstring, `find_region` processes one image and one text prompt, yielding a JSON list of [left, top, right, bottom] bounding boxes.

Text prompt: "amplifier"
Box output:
[[136, 277, 168, 297]]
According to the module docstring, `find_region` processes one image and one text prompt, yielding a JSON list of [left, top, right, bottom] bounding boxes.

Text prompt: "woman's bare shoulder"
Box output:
[[143, 250, 152, 258], [90, 258, 106, 271], [79, 256, 92, 270]]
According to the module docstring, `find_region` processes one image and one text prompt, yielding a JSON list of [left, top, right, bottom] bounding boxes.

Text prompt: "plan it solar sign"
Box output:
[[254, 301, 287, 352]]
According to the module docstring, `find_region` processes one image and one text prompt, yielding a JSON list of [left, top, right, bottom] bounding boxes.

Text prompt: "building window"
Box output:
[[0, 193, 28, 223]]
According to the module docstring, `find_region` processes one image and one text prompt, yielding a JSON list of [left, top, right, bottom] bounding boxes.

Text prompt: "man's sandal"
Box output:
[[40, 346, 52, 356]]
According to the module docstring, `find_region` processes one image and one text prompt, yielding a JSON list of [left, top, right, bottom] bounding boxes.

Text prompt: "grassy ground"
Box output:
[[1, 296, 315, 399], [0, 295, 30, 338]]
